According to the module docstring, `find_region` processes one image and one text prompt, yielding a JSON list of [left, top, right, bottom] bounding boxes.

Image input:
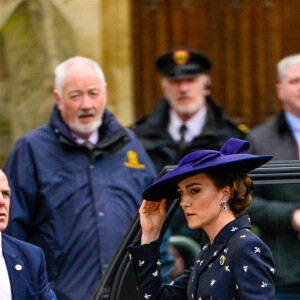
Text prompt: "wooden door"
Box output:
[[131, 0, 300, 127]]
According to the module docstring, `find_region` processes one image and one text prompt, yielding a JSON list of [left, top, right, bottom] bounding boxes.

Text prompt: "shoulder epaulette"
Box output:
[[237, 123, 250, 133]]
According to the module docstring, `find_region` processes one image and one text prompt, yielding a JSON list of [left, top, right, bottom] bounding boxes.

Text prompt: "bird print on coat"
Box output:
[[128, 215, 276, 300]]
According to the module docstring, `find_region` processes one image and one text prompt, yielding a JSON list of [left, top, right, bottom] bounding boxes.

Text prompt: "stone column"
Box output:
[[0, 0, 76, 165], [0, 0, 133, 166], [100, 0, 134, 126]]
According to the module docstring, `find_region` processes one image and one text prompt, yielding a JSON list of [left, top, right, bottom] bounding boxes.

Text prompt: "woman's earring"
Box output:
[[221, 201, 227, 211]]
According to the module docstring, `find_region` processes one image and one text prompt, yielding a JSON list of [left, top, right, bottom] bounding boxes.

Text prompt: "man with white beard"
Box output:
[[134, 46, 246, 173], [133, 47, 246, 263]]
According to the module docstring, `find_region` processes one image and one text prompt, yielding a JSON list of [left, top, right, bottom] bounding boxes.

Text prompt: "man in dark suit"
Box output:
[[246, 54, 300, 298], [0, 169, 56, 300]]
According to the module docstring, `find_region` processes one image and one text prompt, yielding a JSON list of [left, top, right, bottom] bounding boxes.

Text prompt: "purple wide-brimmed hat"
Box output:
[[142, 138, 273, 201]]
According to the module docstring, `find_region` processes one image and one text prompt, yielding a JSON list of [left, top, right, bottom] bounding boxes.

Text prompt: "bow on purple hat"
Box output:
[[142, 138, 273, 202]]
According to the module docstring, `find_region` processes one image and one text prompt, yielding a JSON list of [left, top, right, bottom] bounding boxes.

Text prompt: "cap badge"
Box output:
[[219, 255, 226, 266], [173, 49, 190, 65]]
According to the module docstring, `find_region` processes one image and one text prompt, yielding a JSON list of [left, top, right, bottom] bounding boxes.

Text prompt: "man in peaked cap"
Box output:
[[134, 46, 247, 173], [133, 46, 247, 257]]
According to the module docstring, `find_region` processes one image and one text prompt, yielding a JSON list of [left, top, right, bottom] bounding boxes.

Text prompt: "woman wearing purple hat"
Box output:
[[128, 138, 276, 299]]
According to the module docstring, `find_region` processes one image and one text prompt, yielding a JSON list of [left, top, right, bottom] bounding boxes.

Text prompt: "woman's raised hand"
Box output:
[[140, 199, 166, 244]]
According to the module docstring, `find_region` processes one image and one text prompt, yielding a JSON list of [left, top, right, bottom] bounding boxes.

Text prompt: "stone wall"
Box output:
[[0, 0, 133, 166]]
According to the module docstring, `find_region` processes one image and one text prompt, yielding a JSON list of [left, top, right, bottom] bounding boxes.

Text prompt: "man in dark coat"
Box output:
[[133, 47, 247, 245], [3, 56, 158, 300], [0, 169, 56, 300], [246, 54, 300, 298]]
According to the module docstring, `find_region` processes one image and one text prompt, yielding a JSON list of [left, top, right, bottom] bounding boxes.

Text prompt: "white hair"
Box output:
[[54, 56, 106, 97], [277, 54, 300, 82]]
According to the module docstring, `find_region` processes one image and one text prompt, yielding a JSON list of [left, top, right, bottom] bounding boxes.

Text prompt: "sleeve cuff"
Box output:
[[128, 239, 161, 266]]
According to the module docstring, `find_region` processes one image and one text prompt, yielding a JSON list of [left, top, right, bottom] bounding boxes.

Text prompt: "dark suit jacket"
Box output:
[[246, 112, 300, 292], [2, 234, 56, 300], [246, 112, 298, 159]]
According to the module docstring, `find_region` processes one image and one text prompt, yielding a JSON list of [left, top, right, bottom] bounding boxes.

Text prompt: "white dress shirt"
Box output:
[[284, 111, 300, 142], [167, 107, 207, 143], [0, 233, 12, 300]]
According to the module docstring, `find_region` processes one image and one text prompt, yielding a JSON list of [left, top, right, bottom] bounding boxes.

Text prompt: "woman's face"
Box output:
[[178, 173, 229, 229]]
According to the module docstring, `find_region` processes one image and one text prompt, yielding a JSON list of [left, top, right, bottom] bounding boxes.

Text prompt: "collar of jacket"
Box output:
[[49, 105, 131, 153], [211, 214, 251, 246], [191, 215, 251, 281], [135, 97, 227, 139], [2, 234, 27, 300], [277, 111, 295, 136], [136, 98, 170, 131]]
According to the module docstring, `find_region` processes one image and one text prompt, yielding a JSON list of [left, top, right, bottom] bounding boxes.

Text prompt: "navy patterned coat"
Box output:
[[129, 215, 276, 300]]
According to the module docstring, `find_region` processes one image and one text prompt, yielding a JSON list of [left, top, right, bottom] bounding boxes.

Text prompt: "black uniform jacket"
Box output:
[[133, 97, 246, 243], [133, 97, 246, 173]]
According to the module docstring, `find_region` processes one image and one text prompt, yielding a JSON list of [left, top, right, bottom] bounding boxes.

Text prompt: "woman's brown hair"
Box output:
[[206, 171, 253, 216]]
